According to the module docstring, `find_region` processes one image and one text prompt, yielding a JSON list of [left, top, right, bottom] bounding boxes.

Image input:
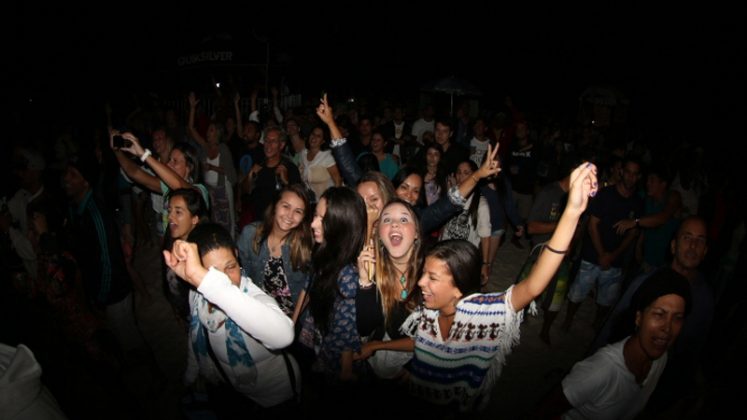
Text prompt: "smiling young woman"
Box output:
[[237, 184, 313, 320]]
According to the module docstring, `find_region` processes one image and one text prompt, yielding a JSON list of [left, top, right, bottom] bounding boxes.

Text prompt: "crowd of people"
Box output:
[[1, 86, 742, 419]]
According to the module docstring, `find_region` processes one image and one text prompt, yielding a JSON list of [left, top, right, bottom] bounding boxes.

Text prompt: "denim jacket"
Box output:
[[238, 222, 310, 305]]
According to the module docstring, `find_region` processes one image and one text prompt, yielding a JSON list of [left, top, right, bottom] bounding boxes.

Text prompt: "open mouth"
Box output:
[[652, 336, 669, 351], [421, 290, 432, 302]]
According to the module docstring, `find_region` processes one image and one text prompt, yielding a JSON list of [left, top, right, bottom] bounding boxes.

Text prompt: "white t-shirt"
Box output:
[[298, 149, 336, 200], [469, 137, 491, 167], [393, 120, 405, 140], [204, 154, 220, 187], [562, 337, 667, 420], [411, 118, 435, 144]]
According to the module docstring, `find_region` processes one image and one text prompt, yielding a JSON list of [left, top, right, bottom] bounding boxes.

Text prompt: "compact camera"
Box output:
[[113, 135, 132, 149]]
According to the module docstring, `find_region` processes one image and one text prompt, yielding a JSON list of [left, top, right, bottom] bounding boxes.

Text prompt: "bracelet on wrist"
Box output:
[[330, 137, 347, 148], [543, 243, 568, 255], [140, 148, 152, 163], [471, 175, 479, 184]]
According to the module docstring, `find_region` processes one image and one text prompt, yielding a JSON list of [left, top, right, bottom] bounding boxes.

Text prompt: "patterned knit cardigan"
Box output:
[[402, 286, 524, 411]]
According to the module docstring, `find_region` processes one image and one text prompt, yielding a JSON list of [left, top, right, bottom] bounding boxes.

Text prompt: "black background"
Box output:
[[8, 3, 744, 143]]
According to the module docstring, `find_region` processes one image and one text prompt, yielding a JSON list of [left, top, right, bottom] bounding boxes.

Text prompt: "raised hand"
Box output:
[[188, 92, 199, 109], [566, 162, 598, 216], [162, 240, 207, 288], [120, 132, 146, 157], [315, 94, 334, 125], [475, 143, 501, 180], [315, 94, 345, 141]]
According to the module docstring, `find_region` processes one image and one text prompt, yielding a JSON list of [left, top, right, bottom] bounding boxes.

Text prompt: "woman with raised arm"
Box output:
[[163, 223, 299, 411], [439, 159, 492, 284], [111, 131, 209, 229], [188, 92, 238, 237], [297, 124, 343, 202]]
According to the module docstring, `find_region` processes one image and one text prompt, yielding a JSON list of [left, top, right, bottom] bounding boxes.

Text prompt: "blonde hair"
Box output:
[[358, 171, 396, 208]]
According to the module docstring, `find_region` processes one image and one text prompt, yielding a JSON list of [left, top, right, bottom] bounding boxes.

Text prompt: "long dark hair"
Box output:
[[457, 160, 482, 228], [392, 166, 426, 207], [163, 187, 209, 250], [309, 187, 367, 334], [172, 142, 203, 184], [421, 143, 447, 203]]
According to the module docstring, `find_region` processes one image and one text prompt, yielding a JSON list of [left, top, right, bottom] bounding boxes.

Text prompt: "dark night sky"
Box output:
[[9, 3, 745, 142]]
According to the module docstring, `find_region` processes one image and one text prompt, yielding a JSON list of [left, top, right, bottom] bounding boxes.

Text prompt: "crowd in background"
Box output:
[[1, 83, 744, 419]]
